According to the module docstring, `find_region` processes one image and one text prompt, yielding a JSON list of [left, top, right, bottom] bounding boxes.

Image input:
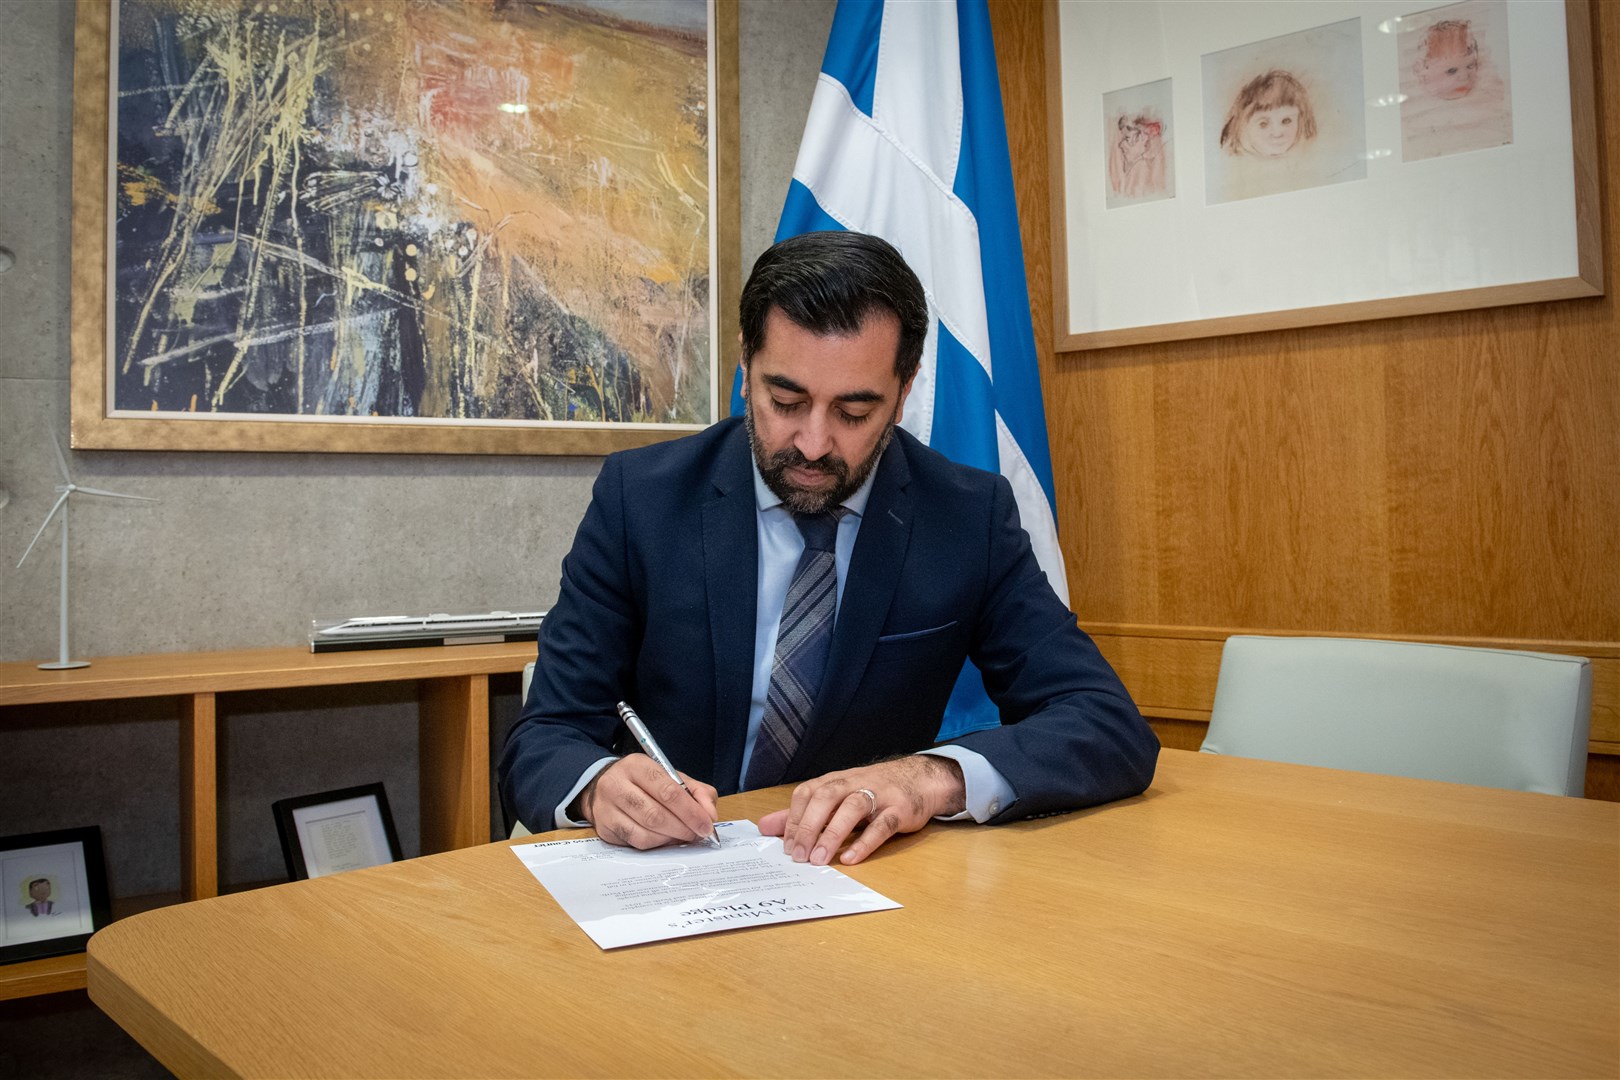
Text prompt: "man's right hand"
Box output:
[[579, 755, 720, 849]]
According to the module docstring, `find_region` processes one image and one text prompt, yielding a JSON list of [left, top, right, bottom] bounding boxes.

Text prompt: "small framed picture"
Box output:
[[0, 827, 112, 965], [273, 783, 404, 881]]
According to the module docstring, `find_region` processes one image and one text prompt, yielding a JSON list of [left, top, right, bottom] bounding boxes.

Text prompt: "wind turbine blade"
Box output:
[[74, 486, 159, 502], [47, 422, 72, 484], [17, 491, 71, 569]]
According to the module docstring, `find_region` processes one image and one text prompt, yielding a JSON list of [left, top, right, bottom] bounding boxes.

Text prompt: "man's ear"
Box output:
[[893, 372, 917, 426], [737, 340, 749, 400]]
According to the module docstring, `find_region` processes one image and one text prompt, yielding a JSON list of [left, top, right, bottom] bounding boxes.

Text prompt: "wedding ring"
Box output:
[[855, 788, 877, 817]]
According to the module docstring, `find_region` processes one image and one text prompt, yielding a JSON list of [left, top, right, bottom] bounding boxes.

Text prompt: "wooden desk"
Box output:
[[86, 750, 1619, 1078], [0, 642, 534, 1000]]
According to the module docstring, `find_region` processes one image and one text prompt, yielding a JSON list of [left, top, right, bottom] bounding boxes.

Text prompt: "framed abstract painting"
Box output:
[[1045, 0, 1601, 351], [71, 0, 739, 453]]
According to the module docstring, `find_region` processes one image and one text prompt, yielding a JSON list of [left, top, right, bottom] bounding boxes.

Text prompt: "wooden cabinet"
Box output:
[[0, 642, 533, 1000]]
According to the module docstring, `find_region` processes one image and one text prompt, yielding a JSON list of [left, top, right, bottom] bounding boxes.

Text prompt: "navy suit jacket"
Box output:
[[498, 417, 1157, 829]]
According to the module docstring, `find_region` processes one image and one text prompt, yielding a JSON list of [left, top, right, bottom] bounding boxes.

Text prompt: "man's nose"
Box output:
[[794, 412, 833, 461]]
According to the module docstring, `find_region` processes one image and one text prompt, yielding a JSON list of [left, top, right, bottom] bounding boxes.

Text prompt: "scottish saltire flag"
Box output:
[[732, 0, 1067, 738]]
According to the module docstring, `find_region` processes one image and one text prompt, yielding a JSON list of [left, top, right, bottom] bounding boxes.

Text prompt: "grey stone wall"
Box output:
[[0, 0, 833, 895]]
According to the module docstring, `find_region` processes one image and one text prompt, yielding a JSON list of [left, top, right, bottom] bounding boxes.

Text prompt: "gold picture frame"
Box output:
[[71, 0, 740, 454]]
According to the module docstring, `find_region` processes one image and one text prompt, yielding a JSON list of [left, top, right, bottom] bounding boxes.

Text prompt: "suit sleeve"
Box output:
[[497, 455, 640, 830], [950, 476, 1159, 821]]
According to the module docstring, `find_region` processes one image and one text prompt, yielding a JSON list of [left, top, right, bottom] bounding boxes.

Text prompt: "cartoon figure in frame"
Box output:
[[1201, 17, 1366, 205], [1102, 77, 1175, 209], [1398, 0, 1513, 162], [1219, 71, 1317, 159], [24, 877, 56, 917], [1109, 112, 1168, 198]]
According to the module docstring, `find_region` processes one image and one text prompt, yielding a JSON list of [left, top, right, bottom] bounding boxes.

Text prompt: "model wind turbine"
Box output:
[[16, 427, 156, 670]]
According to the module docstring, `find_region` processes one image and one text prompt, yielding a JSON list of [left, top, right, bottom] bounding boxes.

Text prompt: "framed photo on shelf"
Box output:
[[273, 783, 404, 881], [0, 827, 112, 965], [70, 0, 740, 455], [1045, 0, 1602, 351]]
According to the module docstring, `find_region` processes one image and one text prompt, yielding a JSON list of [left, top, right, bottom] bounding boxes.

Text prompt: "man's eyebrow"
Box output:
[[761, 372, 885, 404], [762, 373, 807, 394]]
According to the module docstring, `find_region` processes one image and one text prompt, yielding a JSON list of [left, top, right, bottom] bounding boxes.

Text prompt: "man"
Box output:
[[26, 878, 54, 916], [499, 231, 1156, 866]]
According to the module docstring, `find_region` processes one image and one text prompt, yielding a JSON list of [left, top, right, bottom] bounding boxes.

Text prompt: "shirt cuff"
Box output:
[[917, 746, 1016, 823], [553, 757, 619, 830]]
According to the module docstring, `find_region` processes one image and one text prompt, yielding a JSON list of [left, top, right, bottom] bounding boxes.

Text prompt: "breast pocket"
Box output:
[[867, 620, 960, 665]]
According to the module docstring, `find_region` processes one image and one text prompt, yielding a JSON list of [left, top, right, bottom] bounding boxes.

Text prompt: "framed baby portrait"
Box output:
[[1045, 0, 1601, 351]]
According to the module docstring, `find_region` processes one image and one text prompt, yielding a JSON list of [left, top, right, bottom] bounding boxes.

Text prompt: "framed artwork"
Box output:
[[273, 783, 403, 881], [0, 827, 112, 965], [70, 0, 741, 454], [1103, 79, 1175, 209], [1045, 0, 1601, 351]]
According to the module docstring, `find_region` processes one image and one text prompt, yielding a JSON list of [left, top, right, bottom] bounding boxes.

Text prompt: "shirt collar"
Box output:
[[751, 444, 883, 519]]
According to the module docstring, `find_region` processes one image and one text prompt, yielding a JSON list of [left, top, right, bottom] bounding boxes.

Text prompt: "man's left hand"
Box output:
[[758, 755, 966, 866]]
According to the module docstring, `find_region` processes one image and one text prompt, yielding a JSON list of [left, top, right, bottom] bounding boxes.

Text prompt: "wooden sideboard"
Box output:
[[0, 642, 534, 1001]]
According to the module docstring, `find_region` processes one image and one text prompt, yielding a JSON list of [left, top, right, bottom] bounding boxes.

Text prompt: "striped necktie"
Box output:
[[743, 509, 844, 789]]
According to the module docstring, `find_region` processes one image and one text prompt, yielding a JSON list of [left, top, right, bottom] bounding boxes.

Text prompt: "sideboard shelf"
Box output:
[[0, 642, 535, 1001], [0, 891, 180, 1002]]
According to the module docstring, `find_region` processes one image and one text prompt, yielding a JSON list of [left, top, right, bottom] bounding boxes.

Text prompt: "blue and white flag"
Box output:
[[734, 0, 1067, 738]]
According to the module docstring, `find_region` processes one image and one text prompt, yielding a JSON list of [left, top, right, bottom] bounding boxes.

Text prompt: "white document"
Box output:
[[511, 820, 901, 949]]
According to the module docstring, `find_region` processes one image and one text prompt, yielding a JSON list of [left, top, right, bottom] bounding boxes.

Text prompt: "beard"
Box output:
[[745, 397, 898, 515]]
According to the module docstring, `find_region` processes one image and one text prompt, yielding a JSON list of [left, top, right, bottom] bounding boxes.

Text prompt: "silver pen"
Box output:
[[615, 701, 722, 848]]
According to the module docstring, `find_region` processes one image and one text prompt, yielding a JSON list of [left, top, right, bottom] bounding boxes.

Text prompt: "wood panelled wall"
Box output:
[[988, 1, 1619, 798]]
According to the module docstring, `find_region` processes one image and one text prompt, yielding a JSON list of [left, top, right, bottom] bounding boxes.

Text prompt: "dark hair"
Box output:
[[739, 231, 929, 385], [1218, 70, 1317, 153], [27, 878, 49, 890]]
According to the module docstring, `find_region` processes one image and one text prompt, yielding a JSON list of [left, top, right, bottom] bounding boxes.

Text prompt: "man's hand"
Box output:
[[758, 755, 965, 866], [580, 755, 720, 850]]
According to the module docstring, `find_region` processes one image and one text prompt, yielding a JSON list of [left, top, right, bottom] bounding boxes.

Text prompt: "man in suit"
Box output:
[[498, 231, 1157, 867], [25, 877, 54, 916]]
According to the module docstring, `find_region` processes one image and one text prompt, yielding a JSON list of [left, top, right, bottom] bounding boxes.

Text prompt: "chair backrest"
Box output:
[[509, 663, 538, 838], [1201, 636, 1592, 796]]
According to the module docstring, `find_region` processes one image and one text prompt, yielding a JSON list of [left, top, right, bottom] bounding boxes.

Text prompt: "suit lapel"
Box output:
[[789, 437, 914, 773], [703, 426, 759, 794]]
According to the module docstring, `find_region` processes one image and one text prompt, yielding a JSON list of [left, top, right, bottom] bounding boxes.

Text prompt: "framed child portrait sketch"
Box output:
[[0, 827, 112, 966], [69, 0, 740, 454], [1045, 0, 1601, 351]]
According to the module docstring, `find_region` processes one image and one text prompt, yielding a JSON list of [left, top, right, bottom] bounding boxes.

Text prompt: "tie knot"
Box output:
[[793, 509, 842, 553]]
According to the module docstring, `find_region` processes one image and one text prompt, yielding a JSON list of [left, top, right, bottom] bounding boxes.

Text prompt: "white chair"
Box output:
[[1201, 635, 1592, 796], [509, 662, 537, 838]]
